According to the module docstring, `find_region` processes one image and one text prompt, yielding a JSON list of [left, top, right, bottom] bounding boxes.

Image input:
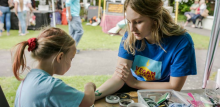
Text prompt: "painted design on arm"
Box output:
[[95, 90, 102, 96]]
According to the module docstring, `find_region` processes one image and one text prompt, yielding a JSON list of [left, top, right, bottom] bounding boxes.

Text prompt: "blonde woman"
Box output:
[[95, 0, 197, 100], [14, 0, 26, 36]]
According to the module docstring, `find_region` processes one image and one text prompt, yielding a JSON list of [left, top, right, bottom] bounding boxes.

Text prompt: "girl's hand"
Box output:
[[115, 63, 137, 88], [0, 11, 2, 16]]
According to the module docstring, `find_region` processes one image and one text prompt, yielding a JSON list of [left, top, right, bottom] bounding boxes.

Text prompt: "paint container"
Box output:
[[117, 93, 131, 99], [105, 95, 120, 103], [119, 99, 134, 107], [127, 103, 148, 107]]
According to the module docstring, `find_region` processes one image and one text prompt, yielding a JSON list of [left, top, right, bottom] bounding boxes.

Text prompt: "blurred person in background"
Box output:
[[66, 0, 83, 54], [18, 0, 34, 34], [14, 0, 33, 36], [184, 0, 200, 27], [0, 0, 13, 36], [191, 0, 207, 28], [0, 10, 3, 36]]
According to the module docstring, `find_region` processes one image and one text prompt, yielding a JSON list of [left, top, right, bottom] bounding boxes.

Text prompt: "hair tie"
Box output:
[[27, 38, 37, 52]]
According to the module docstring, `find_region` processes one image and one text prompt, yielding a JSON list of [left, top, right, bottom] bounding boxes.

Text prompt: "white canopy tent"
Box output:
[[202, 0, 220, 89], [51, 0, 56, 27]]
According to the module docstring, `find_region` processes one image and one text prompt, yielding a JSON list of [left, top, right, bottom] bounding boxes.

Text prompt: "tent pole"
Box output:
[[175, 1, 179, 24], [98, 0, 101, 18], [52, 0, 56, 27], [202, 0, 220, 88]]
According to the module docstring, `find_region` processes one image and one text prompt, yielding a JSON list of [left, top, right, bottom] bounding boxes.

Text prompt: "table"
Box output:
[[94, 91, 138, 107], [100, 13, 124, 33], [10, 11, 51, 30], [94, 89, 212, 107]]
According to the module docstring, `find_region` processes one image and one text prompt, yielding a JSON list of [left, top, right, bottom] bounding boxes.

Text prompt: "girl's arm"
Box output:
[[95, 57, 133, 100], [79, 82, 96, 107]]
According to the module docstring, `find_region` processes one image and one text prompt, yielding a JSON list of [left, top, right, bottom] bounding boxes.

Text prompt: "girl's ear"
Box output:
[[56, 52, 64, 63]]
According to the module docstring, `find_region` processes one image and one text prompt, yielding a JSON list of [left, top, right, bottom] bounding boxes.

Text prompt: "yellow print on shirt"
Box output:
[[135, 60, 156, 81]]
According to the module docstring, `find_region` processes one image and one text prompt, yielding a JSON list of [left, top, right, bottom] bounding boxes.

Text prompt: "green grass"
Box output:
[[177, 14, 187, 22], [0, 75, 111, 107], [0, 23, 122, 50], [0, 22, 212, 50], [189, 32, 210, 49]]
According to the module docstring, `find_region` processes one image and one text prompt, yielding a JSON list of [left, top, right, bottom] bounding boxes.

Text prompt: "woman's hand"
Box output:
[[115, 63, 137, 88]]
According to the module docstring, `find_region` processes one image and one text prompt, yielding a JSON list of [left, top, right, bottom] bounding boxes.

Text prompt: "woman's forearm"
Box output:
[[135, 81, 176, 90], [95, 76, 124, 100], [135, 76, 187, 91]]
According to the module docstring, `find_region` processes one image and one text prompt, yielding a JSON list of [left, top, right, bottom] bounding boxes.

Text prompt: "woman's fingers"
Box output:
[[116, 64, 130, 72], [115, 69, 123, 78], [115, 63, 131, 81], [116, 67, 129, 76]]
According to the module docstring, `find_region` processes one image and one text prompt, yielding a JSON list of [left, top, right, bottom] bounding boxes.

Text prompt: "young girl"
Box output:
[[12, 28, 96, 107], [95, 0, 197, 100]]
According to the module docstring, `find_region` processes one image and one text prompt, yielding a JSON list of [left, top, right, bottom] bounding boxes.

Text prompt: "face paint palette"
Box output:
[[105, 95, 120, 103], [119, 99, 134, 107], [116, 93, 131, 99]]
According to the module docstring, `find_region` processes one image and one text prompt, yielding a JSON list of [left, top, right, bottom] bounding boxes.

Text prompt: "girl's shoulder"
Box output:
[[26, 69, 62, 86]]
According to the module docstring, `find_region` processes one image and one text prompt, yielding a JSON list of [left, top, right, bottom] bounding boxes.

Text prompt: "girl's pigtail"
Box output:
[[12, 41, 28, 81]]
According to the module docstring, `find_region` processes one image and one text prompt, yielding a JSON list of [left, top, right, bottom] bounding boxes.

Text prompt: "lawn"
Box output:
[[0, 23, 122, 50], [0, 22, 212, 106], [0, 22, 211, 50]]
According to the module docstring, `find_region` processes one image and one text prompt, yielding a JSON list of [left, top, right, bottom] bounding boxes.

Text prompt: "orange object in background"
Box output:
[[62, 8, 68, 25]]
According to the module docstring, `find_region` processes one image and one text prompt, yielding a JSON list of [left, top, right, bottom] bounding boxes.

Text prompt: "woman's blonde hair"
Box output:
[[11, 28, 75, 81], [124, 0, 186, 55]]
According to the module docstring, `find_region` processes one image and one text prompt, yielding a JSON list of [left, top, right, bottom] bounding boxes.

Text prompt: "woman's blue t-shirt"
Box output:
[[14, 69, 84, 107], [118, 32, 197, 82]]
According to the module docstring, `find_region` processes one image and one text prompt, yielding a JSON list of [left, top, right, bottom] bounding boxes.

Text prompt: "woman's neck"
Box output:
[[145, 36, 155, 44]]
